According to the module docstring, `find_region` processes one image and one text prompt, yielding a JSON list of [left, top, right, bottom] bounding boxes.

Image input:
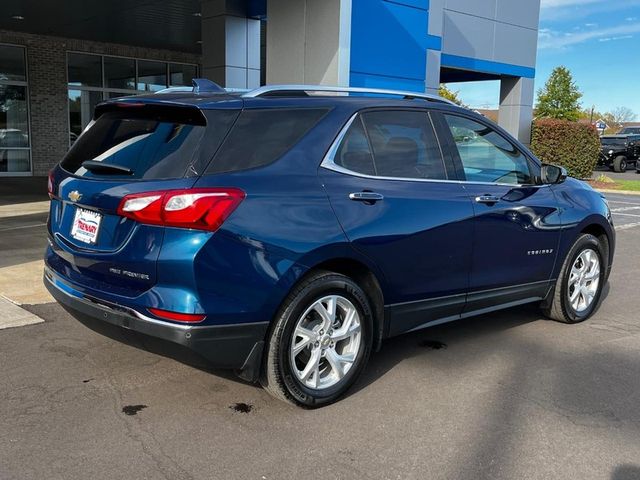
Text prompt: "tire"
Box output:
[[613, 155, 627, 172], [261, 270, 373, 407], [542, 234, 606, 323]]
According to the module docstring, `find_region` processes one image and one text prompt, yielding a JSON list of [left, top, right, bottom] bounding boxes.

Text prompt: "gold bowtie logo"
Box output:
[[68, 191, 82, 202]]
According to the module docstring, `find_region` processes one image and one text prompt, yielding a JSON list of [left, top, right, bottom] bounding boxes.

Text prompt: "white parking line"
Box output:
[[611, 206, 640, 212], [607, 200, 640, 206], [616, 221, 640, 231], [612, 212, 640, 218]]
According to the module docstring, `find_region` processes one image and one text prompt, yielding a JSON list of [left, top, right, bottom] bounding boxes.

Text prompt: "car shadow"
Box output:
[[611, 465, 640, 480]]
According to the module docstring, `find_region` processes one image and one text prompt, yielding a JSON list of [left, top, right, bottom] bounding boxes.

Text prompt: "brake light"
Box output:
[[47, 171, 55, 198], [117, 188, 245, 231], [148, 308, 206, 323]]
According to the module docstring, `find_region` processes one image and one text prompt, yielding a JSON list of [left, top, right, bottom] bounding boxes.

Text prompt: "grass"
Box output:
[[586, 174, 640, 192], [614, 179, 640, 192]]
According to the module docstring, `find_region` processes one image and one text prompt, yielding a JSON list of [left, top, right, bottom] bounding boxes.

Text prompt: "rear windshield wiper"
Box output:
[[81, 160, 133, 175]]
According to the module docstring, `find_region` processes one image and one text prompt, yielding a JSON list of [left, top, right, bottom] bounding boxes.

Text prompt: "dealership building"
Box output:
[[0, 0, 540, 177]]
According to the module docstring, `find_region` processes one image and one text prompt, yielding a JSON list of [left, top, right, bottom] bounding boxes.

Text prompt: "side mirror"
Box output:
[[540, 164, 567, 184]]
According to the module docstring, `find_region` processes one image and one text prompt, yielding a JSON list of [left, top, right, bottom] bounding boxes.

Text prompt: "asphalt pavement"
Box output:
[[594, 165, 640, 181], [1, 190, 640, 480]]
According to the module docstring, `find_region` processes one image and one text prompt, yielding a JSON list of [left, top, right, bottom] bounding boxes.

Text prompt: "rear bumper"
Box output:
[[44, 267, 268, 380]]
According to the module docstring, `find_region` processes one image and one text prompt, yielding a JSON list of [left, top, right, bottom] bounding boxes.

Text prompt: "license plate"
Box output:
[[70, 207, 102, 244]]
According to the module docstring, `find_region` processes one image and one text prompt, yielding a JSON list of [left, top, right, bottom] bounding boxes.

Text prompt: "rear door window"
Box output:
[[332, 110, 448, 180], [61, 107, 236, 180], [333, 116, 376, 176], [205, 108, 329, 174], [362, 111, 447, 180]]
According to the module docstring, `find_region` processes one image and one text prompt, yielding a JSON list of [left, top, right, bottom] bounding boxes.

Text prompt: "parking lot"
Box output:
[[594, 165, 639, 181], [1, 187, 640, 480]]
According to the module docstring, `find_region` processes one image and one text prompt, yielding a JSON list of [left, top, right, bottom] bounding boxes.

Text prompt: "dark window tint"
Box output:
[[61, 108, 218, 180], [362, 111, 446, 180], [104, 56, 136, 90], [0, 45, 26, 82], [170, 64, 198, 87], [137, 60, 167, 92], [68, 53, 102, 87], [206, 108, 329, 174], [445, 115, 532, 185], [333, 117, 375, 176]]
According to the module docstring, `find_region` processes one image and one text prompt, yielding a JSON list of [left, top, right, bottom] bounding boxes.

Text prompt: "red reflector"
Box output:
[[148, 308, 206, 323], [114, 101, 146, 108], [47, 171, 55, 198], [117, 188, 245, 231]]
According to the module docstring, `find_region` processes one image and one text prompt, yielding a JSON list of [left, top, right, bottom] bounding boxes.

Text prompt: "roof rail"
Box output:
[[242, 84, 455, 105]]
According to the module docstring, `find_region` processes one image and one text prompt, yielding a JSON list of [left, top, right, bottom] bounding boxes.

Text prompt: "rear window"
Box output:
[[60, 106, 235, 180], [205, 108, 329, 174]]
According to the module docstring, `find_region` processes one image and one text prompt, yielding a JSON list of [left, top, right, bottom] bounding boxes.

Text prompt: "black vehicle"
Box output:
[[599, 134, 640, 172]]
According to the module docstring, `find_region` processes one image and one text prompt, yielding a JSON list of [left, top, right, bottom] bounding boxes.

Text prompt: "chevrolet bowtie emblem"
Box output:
[[68, 190, 82, 202]]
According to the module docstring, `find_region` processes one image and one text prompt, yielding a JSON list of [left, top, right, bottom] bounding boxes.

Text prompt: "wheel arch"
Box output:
[[309, 258, 385, 352], [580, 222, 613, 279]]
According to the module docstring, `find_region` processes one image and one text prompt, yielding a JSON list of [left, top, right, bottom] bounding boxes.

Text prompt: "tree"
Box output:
[[608, 106, 637, 127], [535, 66, 582, 121], [438, 84, 464, 106]]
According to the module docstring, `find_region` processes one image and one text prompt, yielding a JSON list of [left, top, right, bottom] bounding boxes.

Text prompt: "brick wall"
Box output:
[[0, 30, 201, 176]]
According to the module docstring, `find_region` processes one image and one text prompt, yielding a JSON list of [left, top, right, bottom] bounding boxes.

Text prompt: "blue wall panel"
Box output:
[[440, 54, 536, 79], [350, 0, 433, 92]]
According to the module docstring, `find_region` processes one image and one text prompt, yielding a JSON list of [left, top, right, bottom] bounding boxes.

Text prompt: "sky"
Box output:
[[452, 0, 640, 119]]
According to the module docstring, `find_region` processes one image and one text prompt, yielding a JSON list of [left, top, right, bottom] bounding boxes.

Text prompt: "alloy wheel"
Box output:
[[290, 295, 362, 390], [567, 248, 600, 313]]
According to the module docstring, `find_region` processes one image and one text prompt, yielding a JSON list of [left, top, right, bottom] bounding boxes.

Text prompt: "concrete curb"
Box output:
[[0, 295, 44, 329]]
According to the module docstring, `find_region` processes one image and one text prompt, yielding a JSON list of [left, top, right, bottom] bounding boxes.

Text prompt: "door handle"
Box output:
[[349, 192, 384, 203], [475, 194, 501, 204]]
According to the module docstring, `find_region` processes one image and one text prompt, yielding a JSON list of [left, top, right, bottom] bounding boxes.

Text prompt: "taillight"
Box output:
[[147, 307, 206, 323], [117, 188, 245, 231], [47, 171, 55, 198]]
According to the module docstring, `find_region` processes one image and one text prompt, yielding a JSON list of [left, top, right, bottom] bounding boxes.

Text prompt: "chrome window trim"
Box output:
[[320, 112, 545, 189]]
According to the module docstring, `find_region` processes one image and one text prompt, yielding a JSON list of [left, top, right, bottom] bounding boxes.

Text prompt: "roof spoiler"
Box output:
[[155, 78, 227, 95]]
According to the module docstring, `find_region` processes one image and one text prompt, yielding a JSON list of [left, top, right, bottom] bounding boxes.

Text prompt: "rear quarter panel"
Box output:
[[187, 107, 361, 325]]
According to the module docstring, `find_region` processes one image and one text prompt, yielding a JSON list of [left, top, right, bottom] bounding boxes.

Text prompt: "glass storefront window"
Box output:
[[170, 64, 197, 87], [137, 60, 167, 92], [68, 89, 102, 143], [0, 45, 30, 174], [67, 53, 197, 145], [104, 56, 136, 90], [0, 149, 30, 173], [68, 53, 102, 88], [0, 45, 26, 82]]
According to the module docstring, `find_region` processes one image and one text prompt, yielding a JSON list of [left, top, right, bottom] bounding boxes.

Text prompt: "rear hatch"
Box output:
[[48, 101, 239, 296]]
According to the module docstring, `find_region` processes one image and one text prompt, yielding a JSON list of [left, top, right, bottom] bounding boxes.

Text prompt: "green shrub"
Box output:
[[530, 119, 600, 179]]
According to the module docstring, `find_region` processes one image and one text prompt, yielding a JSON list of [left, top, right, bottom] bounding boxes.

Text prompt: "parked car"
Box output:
[[45, 80, 615, 407], [599, 134, 640, 172]]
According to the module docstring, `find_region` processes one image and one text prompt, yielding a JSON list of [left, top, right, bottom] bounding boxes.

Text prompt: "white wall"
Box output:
[[266, 0, 351, 86]]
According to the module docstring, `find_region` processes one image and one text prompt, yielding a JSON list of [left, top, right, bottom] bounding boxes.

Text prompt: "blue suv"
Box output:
[[45, 80, 615, 406]]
